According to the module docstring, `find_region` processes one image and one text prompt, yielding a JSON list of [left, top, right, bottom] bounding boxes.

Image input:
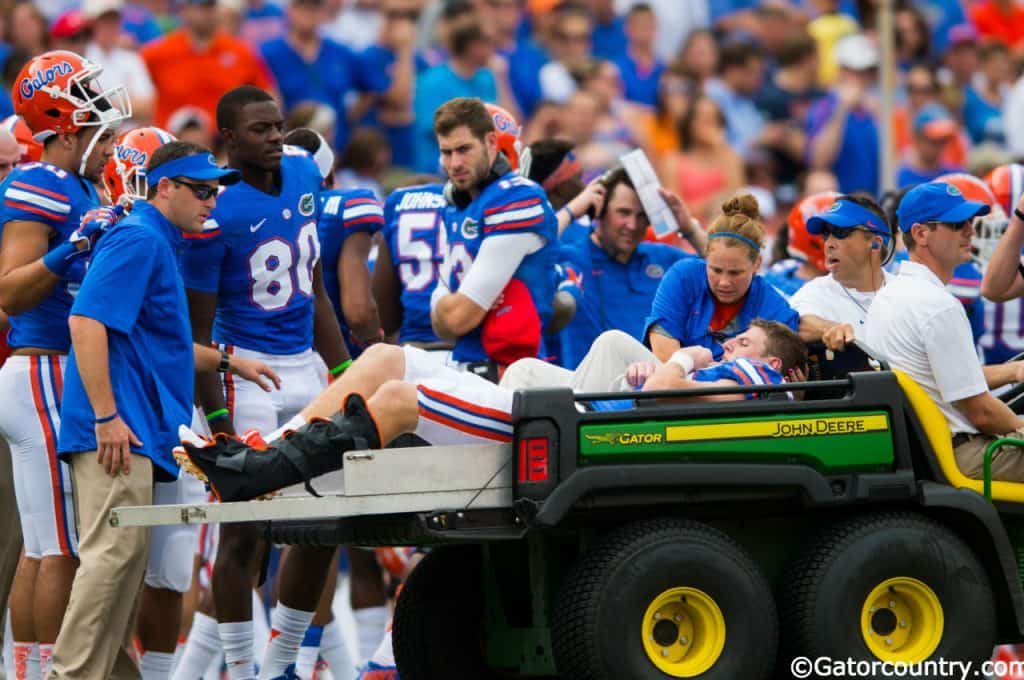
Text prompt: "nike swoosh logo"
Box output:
[[249, 218, 267, 233]]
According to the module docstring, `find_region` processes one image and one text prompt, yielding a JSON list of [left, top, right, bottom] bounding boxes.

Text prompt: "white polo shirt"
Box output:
[[865, 261, 988, 434], [790, 270, 896, 339]]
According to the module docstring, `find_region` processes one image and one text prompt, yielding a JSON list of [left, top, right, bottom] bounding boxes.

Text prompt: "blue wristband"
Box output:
[[95, 411, 118, 424], [42, 241, 82, 277]]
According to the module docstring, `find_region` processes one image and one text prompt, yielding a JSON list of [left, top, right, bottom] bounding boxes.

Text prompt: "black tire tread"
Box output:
[[779, 510, 994, 663], [552, 518, 777, 680]]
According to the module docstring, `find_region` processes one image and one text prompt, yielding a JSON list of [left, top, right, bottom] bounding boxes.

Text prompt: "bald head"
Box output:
[[0, 127, 19, 181]]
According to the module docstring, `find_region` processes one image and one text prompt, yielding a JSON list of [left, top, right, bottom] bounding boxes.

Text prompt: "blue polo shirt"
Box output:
[[561, 238, 689, 368], [643, 258, 799, 360], [58, 201, 193, 482], [592, 17, 626, 60], [807, 93, 879, 195], [260, 37, 388, 152], [615, 52, 665, 107]]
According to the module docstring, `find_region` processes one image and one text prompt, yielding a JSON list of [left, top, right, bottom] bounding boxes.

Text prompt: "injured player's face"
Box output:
[[721, 326, 770, 363]]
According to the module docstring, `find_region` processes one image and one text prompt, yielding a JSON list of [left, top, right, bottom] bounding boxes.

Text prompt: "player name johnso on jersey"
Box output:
[[396, 191, 447, 211]]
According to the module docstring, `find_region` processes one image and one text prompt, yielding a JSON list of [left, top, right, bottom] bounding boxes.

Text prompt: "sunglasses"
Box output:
[[174, 179, 218, 201], [819, 225, 872, 240]]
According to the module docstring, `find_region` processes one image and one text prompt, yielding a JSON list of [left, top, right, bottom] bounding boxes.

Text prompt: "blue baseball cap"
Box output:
[[806, 198, 889, 237], [895, 181, 990, 233], [147, 152, 240, 188]]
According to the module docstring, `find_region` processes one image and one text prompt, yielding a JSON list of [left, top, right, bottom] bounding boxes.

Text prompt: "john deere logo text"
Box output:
[[584, 432, 664, 446], [772, 418, 867, 437], [20, 61, 73, 99]]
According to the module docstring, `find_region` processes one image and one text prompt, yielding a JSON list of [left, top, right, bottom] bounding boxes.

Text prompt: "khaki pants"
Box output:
[[501, 330, 656, 392], [50, 453, 153, 680], [0, 436, 22, 646], [954, 429, 1024, 481]]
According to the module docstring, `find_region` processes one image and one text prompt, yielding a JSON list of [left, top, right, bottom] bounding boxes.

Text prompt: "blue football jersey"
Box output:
[[318, 188, 384, 357], [380, 183, 446, 344], [442, 173, 557, 363], [692, 358, 786, 399], [763, 259, 810, 299], [948, 261, 984, 345], [981, 297, 1024, 364], [181, 150, 323, 354], [0, 162, 99, 351]]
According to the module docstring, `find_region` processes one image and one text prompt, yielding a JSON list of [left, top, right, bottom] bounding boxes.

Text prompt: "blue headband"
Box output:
[[147, 153, 240, 188], [707, 231, 760, 252]]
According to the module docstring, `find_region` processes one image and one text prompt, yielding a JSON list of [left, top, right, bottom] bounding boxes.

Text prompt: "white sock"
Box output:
[[319, 620, 355, 678], [219, 621, 255, 680], [352, 607, 388, 666], [140, 651, 175, 680], [26, 644, 39, 680], [295, 623, 323, 680], [258, 605, 314, 679], [267, 415, 307, 443], [38, 643, 53, 679], [252, 591, 271, 668], [3, 614, 14, 679], [369, 630, 395, 666], [172, 612, 221, 680], [12, 642, 32, 680], [170, 640, 184, 675]]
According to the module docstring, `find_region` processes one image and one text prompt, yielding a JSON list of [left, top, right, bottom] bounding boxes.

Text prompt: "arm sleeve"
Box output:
[[642, 261, 692, 342], [334, 190, 384, 236], [788, 278, 830, 317], [2, 169, 74, 233], [70, 231, 156, 334], [481, 187, 550, 237], [757, 280, 800, 330], [180, 223, 226, 293], [925, 305, 989, 403], [456, 232, 545, 310]]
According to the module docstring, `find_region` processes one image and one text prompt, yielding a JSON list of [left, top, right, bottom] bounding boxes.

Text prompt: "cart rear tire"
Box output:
[[552, 518, 777, 680], [779, 512, 996, 669], [392, 545, 504, 679]]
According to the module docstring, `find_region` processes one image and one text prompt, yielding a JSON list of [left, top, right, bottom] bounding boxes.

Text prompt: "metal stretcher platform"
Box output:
[[108, 443, 514, 529]]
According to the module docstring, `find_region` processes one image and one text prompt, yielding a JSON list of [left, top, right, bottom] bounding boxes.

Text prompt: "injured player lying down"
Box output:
[[176, 320, 807, 502]]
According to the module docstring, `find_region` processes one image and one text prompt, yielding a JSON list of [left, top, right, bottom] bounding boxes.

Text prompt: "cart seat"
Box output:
[[895, 369, 1024, 503]]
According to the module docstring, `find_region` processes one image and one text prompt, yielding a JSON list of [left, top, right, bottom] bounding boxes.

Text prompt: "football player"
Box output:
[[177, 86, 349, 680], [430, 97, 557, 377], [0, 50, 127, 679]]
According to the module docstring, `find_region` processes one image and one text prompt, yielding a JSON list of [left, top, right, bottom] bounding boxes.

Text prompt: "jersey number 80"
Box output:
[[248, 222, 320, 311]]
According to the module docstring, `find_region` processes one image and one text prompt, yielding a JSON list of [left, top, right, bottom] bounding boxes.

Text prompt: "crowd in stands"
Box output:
[[11, 1, 1024, 678]]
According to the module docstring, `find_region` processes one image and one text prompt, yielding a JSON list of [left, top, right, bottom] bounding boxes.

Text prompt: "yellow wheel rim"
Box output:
[[641, 587, 726, 677], [860, 577, 944, 663]]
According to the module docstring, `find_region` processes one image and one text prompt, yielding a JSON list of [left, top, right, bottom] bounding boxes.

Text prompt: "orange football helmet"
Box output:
[[0, 115, 43, 164], [485, 103, 521, 170], [787, 191, 838, 273], [985, 164, 1024, 217], [103, 127, 176, 206], [938, 172, 1005, 269], [12, 50, 129, 140]]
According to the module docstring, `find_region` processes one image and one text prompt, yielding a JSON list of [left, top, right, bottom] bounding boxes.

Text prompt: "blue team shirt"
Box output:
[[380, 183, 447, 344], [807, 94, 879, 195], [589, 357, 787, 411], [643, 258, 799, 360], [948, 261, 985, 345], [763, 259, 811, 298], [560, 238, 688, 369], [181, 150, 323, 355], [443, 173, 557, 363], [614, 53, 665, 107], [58, 202, 192, 482], [0, 162, 99, 351], [318, 188, 385, 357], [260, 38, 388, 152]]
